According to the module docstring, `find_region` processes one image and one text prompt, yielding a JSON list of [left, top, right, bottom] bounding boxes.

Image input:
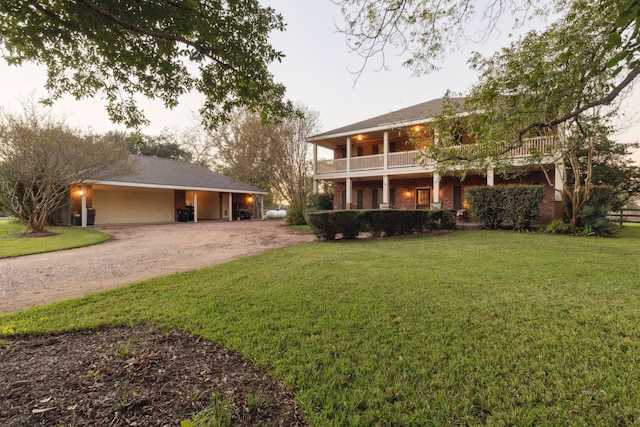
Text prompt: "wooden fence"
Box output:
[[607, 208, 640, 225]]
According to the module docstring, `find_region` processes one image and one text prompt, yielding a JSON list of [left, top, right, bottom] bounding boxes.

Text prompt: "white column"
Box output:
[[312, 143, 318, 194], [433, 173, 441, 203], [346, 137, 351, 173], [193, 192, 198, 223], [383, 175, 389, 205], [346, 177, 352, 209], [228, 193, 233, 222], [81, 184, 87, 227], [383, 131, 389, 170], [487, 168, 495, 186], [314, 143, 318, 173]]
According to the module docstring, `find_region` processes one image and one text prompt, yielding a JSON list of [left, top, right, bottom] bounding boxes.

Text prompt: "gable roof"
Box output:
[[94, 155, 267, 194], [308, 97, 466, 142]]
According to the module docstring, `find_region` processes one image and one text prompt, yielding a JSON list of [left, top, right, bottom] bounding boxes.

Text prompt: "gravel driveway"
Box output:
[[0, 220, 315, 314]]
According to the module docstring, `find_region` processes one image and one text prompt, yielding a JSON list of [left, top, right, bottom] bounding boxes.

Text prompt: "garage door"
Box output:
[[93, 186, 174, 224]]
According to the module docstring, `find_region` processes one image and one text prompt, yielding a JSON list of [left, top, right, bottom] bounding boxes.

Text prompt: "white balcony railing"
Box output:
[[316, 158, 347, 174], [351, 154, 384, 170], [314, 136, 555, 175], [508, 136, 555, 158]]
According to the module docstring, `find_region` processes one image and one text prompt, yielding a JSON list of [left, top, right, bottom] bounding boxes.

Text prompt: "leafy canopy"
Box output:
[[0, 1, 294, 129]]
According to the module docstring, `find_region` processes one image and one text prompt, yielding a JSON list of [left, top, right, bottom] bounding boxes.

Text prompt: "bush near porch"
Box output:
[[306, 209, 457, 240], [466, 185, 545, 230]]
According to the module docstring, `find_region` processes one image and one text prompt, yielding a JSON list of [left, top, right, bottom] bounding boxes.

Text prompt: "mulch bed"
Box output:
[[0, 326, 306, 426]]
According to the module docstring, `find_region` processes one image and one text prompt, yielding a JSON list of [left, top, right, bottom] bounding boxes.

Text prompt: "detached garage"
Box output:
[[66, 155, 267, 226]]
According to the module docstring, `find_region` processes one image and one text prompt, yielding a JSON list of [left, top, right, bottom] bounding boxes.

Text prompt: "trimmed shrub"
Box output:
[[308, 209, 455, 240], [359, 210, 434, 236], [430, 209, 457, 230], [358, 210, 397, 237], [332, 210, 361, 239], [466, 185, 545, 230], [307, 210, 360, 240], [306, 211, 337, 240]]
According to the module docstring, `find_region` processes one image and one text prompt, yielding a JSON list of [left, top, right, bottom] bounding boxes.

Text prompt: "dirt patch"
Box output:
[[0, 325, 306, 426], [0, 220, 316, 314]]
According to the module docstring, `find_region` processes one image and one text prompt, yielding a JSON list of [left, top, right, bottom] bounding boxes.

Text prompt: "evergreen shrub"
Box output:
[[466, 185, 545, 230], [307, 209, 456, 240]]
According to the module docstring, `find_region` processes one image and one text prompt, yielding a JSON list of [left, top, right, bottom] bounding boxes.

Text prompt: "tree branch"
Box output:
[[518, 65, 640, 141]]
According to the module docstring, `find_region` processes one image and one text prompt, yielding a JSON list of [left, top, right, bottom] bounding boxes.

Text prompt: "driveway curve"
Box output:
[[0, 221, 315, 314]]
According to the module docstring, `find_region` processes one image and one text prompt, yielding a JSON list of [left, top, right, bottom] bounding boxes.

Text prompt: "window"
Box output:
[[372, 144, 379, 155], [356, 146, 363, 156], [357, 189, 363, 209], [341, 190, 346, 210], [372, 189, 378, 209], [389, 188, 395, 207], [454, 186, 462, 210], [389, 142, 396, 153]]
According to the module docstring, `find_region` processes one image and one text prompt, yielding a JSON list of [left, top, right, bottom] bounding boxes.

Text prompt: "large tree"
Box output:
[[0, 1, 294, 129], [0, 105, 131, 233], [212, 105, 319, 211]]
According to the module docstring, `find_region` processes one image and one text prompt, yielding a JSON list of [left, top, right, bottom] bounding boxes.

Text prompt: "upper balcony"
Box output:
[[314, 136, 556, 176]]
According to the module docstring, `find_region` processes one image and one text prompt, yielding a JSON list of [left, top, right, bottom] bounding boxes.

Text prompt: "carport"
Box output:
[[67, 155, 267, 226]]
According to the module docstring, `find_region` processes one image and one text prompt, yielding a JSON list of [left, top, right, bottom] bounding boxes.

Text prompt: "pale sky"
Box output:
[[1, 1, 639, 162]]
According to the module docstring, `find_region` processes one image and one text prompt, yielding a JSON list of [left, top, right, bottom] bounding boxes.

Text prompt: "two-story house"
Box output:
[[307, 98, 563, 224]]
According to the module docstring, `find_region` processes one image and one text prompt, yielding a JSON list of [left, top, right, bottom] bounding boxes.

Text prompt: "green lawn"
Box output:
[[0, 218, 111, 258], [2, 226, 640, 425]]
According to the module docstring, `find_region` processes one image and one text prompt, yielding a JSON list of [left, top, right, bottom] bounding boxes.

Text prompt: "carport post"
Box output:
[[228, 193, 233, 222], [81, 184, 87, 227], [193, 191, 198, 223]]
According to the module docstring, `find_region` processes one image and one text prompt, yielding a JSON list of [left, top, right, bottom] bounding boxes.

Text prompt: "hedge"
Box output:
[[306, 209, 456, 240], [465, 185, 545, 230]]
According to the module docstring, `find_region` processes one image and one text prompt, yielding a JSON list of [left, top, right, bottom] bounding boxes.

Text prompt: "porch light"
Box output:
[[356, 134, 364, 141], [247, 196, 253, 202], [405, 191, 412, 197], [76, 189, 85, 196]]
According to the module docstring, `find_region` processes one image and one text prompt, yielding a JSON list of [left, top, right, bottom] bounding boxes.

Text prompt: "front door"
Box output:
[[416, 188, 431, 210]]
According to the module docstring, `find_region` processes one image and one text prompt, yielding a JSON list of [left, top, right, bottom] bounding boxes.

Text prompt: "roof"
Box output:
[[94, 155, 268, 194], [309, 97, 466, 141]]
